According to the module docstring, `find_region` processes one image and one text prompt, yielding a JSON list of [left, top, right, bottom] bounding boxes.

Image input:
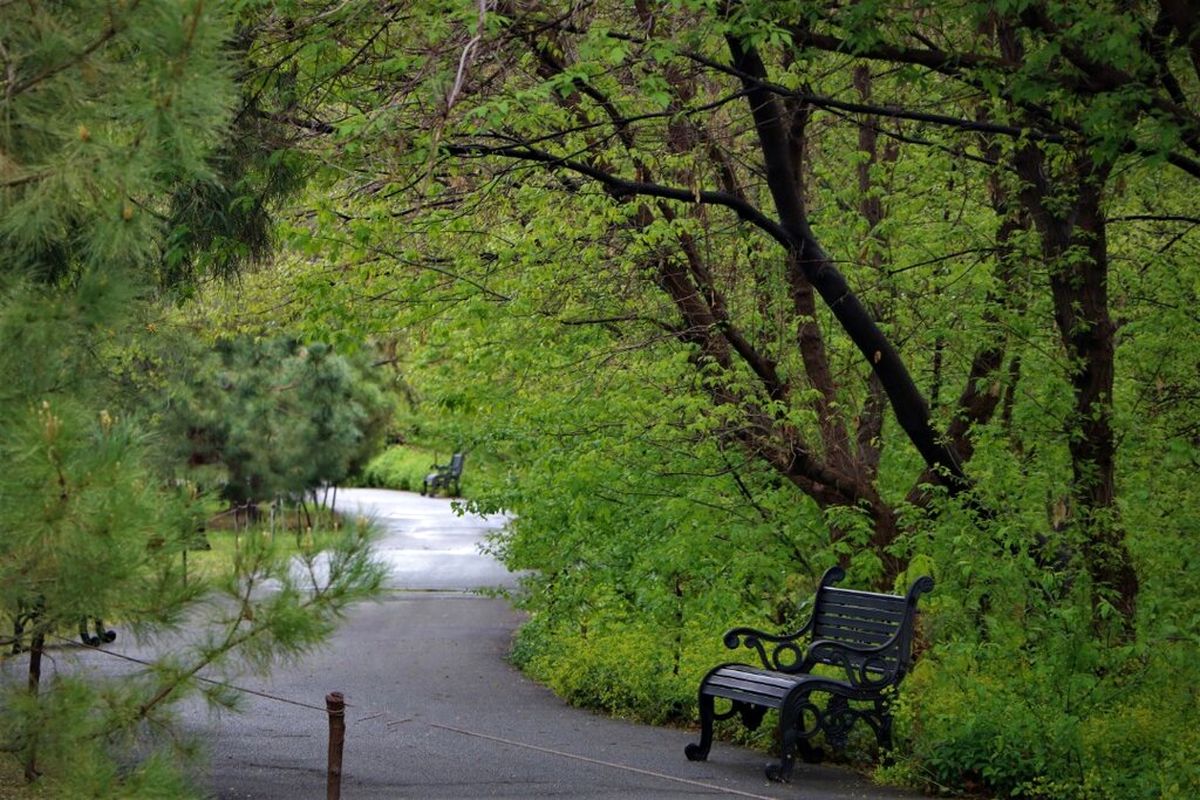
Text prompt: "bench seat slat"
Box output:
[[707, 686, 788, 708], [711, 666, 800, 688], [706, 677, 792, 701]]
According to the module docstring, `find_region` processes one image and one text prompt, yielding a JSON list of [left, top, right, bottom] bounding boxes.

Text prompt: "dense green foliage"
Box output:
[[210, 2, 1200, 796], [0, 3, 385, 795], [156, 334, 391, 504], [5, 0, 1200, 797]]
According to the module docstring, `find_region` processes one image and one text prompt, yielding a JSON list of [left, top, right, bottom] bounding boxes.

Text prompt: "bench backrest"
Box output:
[[447, 452, 465, 476], [805, 568, 932, 683]]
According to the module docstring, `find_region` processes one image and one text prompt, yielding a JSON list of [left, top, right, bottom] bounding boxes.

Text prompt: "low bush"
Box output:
[[883, 638, 1200, 799], [359, 446, 440, 492]]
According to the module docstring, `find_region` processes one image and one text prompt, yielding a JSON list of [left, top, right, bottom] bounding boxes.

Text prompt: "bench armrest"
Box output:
[[805, 637, 901, 689], [721, 616, 814, 672], [719, 567, 850, 672]]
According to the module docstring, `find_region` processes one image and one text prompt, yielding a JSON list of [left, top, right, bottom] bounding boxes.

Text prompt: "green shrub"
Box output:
[[882, 639, 1200, 799], [360, 446, 439, 492], [512, 613, 700, 725]]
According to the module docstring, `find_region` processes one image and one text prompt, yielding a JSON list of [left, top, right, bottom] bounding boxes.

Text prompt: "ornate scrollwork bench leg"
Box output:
[[685, 691, 772, 763], [79, 617, 116, 647], [684, 690, 715, 761]]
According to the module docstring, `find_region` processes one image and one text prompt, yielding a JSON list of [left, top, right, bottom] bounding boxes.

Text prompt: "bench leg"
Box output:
[[872, 698, 894, 762], [79, 617, 116, 647], [797, 738, 825, 764], [684, 692, 715, 761], [770, 688, 828, 782], [768, 692, 806, 782], [766, 723, 797, 783]]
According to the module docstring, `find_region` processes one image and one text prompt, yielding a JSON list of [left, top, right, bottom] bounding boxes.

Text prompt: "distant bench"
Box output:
[[421, 452, 464, 497], [10, 597, 115, 653], [685, 567, 933, 782]]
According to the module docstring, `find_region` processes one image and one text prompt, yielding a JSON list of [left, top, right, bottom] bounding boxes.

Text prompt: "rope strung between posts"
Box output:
[[47, 634, 329, 713], [430, 723, 784, 800], [43, 635, 786, 800]]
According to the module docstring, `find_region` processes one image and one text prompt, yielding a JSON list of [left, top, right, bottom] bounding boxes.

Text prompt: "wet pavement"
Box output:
[[336, 487, 518, 591], [5, 488, 922, 799]]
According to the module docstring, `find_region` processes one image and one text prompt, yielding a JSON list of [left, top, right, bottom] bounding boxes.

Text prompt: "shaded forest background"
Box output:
[[4, 1, 1200, 798]]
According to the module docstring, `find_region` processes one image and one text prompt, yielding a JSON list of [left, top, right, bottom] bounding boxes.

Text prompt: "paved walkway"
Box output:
[[12, 489, 923, 799]]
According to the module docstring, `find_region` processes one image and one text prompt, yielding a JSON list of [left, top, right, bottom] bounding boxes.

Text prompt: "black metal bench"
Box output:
[[421, 452, 464, 497], [685, 566, 933, 781], [9, 596, 115, 653]]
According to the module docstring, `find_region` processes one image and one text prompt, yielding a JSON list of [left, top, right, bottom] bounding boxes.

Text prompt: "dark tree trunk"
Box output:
[[726, 36, 970, 495], [24, 628, 44, 781], [1014, 147, 1139, 631]]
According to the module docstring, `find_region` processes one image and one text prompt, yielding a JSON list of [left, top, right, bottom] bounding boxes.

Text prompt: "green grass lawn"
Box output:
[[183, 521, 351, 583]]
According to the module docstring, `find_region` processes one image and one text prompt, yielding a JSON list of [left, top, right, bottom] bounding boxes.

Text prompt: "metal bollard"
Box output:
[[326, 692, 345, 800]]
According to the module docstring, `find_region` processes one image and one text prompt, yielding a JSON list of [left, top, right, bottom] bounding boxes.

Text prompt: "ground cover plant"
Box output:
[[361, 445, 443, 493]]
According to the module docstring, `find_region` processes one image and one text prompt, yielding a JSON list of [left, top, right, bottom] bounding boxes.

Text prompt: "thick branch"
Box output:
[[443, 142, 792, 245], [725, 34, 969, 490]]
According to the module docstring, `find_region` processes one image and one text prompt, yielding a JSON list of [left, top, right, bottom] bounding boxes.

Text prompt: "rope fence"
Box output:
[[22, 633, 785, 800]]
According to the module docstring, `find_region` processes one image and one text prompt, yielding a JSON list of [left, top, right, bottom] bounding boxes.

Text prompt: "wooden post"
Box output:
[[326, 691, 345, 800]]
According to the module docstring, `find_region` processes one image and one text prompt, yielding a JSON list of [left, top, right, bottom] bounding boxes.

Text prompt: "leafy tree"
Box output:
[[238, 0, 1200, 625]]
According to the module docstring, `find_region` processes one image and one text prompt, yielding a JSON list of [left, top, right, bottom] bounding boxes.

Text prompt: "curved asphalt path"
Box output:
[[8, 489, 922, 799]]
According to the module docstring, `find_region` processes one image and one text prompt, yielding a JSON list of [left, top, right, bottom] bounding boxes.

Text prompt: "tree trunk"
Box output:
[[24, 628, 44, 781], [1015, 147, 1138, 632]]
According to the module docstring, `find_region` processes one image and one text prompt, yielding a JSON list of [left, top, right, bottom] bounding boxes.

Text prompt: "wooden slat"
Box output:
[[706, 676, 791, 700], [713, 666, 799, 689], [705, 685, 788, 708], [821, 588, 907, 612], [820, 591, 905, 610], [821, 586, 908, 604], [814, 626, 893, 647], [704, 668, 799, 708], [822, 586, 905, 606], [809, 648, 898, 671], [818, 599, 907, 625], [814, 612, 899, 637]]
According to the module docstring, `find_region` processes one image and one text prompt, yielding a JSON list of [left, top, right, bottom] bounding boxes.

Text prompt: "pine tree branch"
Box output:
[[8, 1, 143, 97]]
